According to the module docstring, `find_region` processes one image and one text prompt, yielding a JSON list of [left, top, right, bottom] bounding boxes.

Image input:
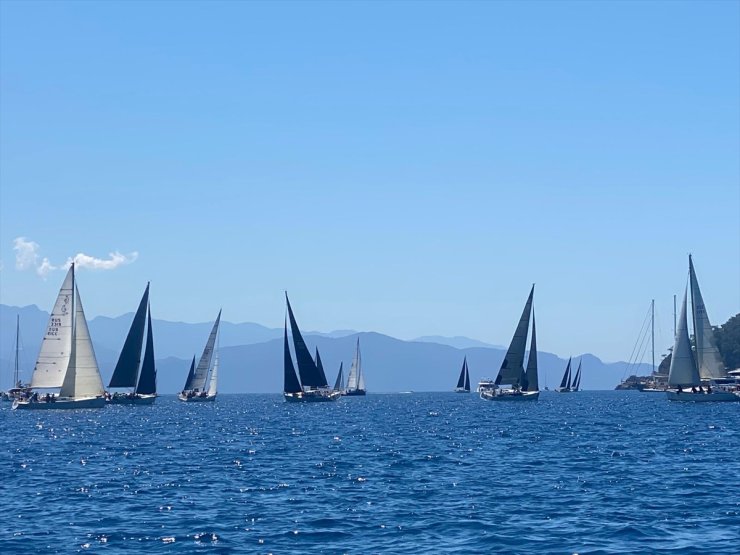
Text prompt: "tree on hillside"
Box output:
[[714, 313, 740, 370]]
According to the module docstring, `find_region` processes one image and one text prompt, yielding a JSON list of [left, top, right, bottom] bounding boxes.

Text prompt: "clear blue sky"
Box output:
[[1, 0, 738, 362]]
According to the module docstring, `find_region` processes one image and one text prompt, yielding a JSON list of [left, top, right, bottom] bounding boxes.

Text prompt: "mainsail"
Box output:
[[30, 266, 74, 388], [495, 285, 534, 386], [456, 357, 468, 390], [191, 310, 221, 391], [207, 350, 218, 396], [689, 256, 725, 379], [524, 311, 538, 392], [286, 294, 328, 388], [283, 318, 302, 393], [463, 359, 470, 392], [333, 362, 344, 391], [109, 283, 149, 388], [559, 358, 572, 390], [572, 360, 582, 391], [59, 285, 105, 398], [668, 288, 701, 387], [346, 337, 364, 391], [135, 307, 156, 395]]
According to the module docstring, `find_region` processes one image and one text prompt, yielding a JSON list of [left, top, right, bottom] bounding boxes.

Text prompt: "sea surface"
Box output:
[[2, 391, 739, 554]]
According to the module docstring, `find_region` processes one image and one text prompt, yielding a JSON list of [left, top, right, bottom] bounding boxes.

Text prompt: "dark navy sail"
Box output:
[[315, 348, 326, 381], [523, 311, 538, 392], [135, 307, 156, 395], [572, 360, 582, 391], [456, 357, 467, 389], [183, 356, 196, 391], [495, 285, 534, 387], [109, 283, 149, 388], [333, 362, 344, 391], [463, 360, 470, 391], [286, 293, 328, 388], [559, 358, 572, 390], [284, 318, 302, 394]]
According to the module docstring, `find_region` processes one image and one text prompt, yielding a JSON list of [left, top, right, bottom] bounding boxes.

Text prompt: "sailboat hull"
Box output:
[[12, 396, 106, 410], [107, 394, 156, 405], [284, 390, 341, 403], [480, 390, 539, 401], [344, 389, 366, 396], [454, 388, 471, 393], [666, 390, 739, 402], [178, 393, 216, 402]]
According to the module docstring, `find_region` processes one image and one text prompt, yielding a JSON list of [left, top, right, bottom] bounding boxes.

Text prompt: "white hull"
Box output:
[[284, 389, 341, 403], [667, 390, 740, 402], [454, 388, 470, 393], [13, 396, 106, 410], [107, 394, 156, 405], [480, 390, 539, 401], [178, 392, 216, 402]]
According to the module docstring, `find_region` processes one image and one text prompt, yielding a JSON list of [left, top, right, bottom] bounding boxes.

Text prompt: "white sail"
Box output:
[[59, 286, 105, 398], [689, 257, 725, 379], [207, 350, 218, 396], [192, 310, 221, 391], [346, 338, 362, 390], [668, 288, 701, 387], [30, 266, 74, 388]]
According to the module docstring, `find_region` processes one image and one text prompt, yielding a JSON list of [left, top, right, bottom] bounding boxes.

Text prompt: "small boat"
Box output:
[[179, 310, 221, 402], [344, 338, 367, 396], [476, 378, 496, 393], [481, 285, 539, 401], [556, 357, 573, 393], [283, 293, 340, 402], [13, 264, 106, 410], [2, 315, 32, 402], [667, 256, 739, 402], [333, 362, 344, 392], [106, 283, 157, 405], [454, 356, 471, 392]]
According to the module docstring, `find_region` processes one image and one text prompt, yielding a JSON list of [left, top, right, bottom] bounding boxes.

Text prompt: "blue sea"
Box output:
[[2, 391, 739, 554]]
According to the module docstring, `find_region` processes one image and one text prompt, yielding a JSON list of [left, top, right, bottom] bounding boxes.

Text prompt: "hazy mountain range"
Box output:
[[0, 304, 652, 393]]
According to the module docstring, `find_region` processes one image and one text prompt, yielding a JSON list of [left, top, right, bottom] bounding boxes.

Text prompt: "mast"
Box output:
[[673, 294, 677, 339], [651, 299, 655, 373], [14, 315, 19, 386], [456, 356, 467, 390], [286, 293, 328, 388]]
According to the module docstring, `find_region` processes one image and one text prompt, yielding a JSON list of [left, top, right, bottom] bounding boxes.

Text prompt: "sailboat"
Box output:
[[2, 316, 32, 402], [283, 293, 341, 402], [454, 356, 471, 392], [333, 362, 344, 392], [556, 358, 572, 393], [179, 310, 221, 402], [571, 360, 582, 392], [13, 264, 106, 410], [480, 285, 539, 401], [345, 337, 367, 396], [107, 283, 157, 404], [667, 256, 738, 402]]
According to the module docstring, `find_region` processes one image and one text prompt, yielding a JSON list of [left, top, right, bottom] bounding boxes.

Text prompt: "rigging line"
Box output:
[[622, 303, 653, 380]]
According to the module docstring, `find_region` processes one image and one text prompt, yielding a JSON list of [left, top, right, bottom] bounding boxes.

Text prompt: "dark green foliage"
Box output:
[[715, 313, 740, 370]]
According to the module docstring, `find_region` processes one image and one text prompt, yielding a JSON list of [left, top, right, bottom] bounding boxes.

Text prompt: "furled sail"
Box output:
[[109, 283, 149, 388], [524, 311, 538, 392], [689, 256, 725, 379], [191, 310, 221, 391], [136, 307, 156, 395], [495, 285, 534, 386], [284, 318, 302, 393], [31, 266, 74, 388], [668, 288, 701, 387], [286, 294, 328, 388], [59, 285, 105, 398], [333, 362, 344, 391]]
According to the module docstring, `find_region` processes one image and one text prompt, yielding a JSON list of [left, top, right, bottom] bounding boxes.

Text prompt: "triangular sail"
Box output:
[[572, 360, 582, 391], [559, 358, 572, 390], [30, 266, 74, 388], [668, 287, 701, 387], [109, 283, 149, 388], [524, 311, 538, 392], [183, 356, 196, 391], [689, 256, 725, 379], [59, 285, 105, 398], [135, 307, 156, 395], [207, 350, 218, 396], [191, 310, 221, 391], [347, 337, 364, 391], [284, 317, 302, 393], [495, 286, 534, 386], [456, 357, 467, 389], [286, 294, 328, 388], [315, 348, 326, 382], [463, 359, 470, 391], [333, 362, 344, 391]]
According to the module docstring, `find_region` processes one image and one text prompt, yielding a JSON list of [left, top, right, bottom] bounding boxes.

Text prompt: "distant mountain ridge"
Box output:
[[0, 303, 652, 392]]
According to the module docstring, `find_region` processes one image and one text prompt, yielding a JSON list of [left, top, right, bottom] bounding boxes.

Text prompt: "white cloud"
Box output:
[[66, 251, 139, 270], [12, 236, 138, 277], [13, 237, 40, 270]]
